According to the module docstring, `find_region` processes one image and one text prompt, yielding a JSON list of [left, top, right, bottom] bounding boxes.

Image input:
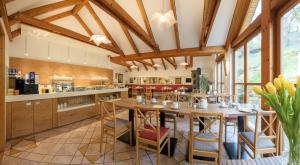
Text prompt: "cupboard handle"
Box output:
[[26, 102, 31, 106]]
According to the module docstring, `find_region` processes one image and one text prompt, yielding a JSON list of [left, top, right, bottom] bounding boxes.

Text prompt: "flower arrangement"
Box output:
[[252, 75, 300, 165]]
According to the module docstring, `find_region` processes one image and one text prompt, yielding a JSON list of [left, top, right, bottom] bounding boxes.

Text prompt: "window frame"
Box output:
[[233, 33, 262, 103]]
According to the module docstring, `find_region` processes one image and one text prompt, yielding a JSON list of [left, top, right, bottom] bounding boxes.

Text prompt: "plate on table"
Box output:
[[170, 106, 180, 110]]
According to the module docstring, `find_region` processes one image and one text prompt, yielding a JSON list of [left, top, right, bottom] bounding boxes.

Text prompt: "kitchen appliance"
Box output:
[[24, 84, 39, 94]]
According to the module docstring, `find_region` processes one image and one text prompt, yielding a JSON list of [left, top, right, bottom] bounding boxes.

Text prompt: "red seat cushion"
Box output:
[[139, 125, 169, 141]]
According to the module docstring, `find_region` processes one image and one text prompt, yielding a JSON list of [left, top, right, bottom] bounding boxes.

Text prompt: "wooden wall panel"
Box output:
[[0, 22, 5, 152], [9, 57, 113, 87]]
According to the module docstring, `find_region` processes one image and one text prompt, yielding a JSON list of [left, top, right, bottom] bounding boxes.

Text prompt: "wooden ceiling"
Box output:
[[0, 0, 255, 71]]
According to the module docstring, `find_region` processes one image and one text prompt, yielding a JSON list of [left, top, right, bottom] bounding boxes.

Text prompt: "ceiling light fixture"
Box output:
[[180, 62, 188, 66], [90, 34, 111, 46], [130, 65, 138, 69], [150, 0, 177, 29], [153, 64, 160, 68]]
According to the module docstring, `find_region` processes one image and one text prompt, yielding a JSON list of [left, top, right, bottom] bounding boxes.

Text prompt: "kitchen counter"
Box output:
[[5, 88, 128, 102]]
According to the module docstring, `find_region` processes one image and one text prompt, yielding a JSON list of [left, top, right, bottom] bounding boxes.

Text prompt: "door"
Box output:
[[12, 101, 34, 138], [34, 99, 53, 133]]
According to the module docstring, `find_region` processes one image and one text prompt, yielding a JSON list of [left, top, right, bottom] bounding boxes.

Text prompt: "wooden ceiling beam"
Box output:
[[90, 0, 159, 51], [132, 61, 139, 71], [188, 56, 193, 68], [71, 0, 88, 14], [164, 57, 177, 70], [170, 0, 180, 50], [161, 58, 167, 70], [136, 0, 155, 42], [42, 11, 73, 22], [200, 0, 221, 47], [0, 0, 13, 41], [120, 23, 139, 55], [111, 46, 225, 62], [232, 15, 261, 48], [16, 15, 120, 54], [215, 54, 225, 63], [11, 29, 21, 39], [150, 59, 157, 70], [9, 0, 82, 26], [225, 0, 251, 50], [85, 2, 124, 55], [74, 13, 93, 36]]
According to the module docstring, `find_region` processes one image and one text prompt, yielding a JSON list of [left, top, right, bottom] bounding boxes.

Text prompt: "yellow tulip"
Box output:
[[265, 82, 277, 95], [297, 76, 300, 88], [252, 85, 263, 95], [287, 83, 296, 96], [273, 78, 282, 90], [282, 79, 290, 89]]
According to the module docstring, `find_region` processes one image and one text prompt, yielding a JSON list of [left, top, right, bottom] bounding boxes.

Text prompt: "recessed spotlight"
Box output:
[[153, 64, 160, 67]]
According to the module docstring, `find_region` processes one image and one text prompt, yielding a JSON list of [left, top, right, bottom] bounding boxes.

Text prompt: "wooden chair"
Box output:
[[145, 87, 153, 100], [99, 101, 132, 160], [134, 105, 170, 165], [189, 112, 224, 165], [238, 111, 280, 159], [160, 92, 177, 137]]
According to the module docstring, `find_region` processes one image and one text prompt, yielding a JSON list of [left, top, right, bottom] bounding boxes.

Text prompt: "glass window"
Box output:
[[235, 47, 244, 83], [282, 3, 300, 82], [247, 34, 261, 83], [236, 85, 245, 103]]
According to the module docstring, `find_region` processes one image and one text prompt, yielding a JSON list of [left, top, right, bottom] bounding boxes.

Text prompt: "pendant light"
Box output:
[[150, 0, 177, 29], [90, 34, 111, 46]]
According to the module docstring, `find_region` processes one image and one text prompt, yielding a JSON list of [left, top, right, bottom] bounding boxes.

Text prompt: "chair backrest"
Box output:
[[254, 111, 280, 149], [134, 105, 161, 141], [190, 112, 224, 154], [100, 101, 116, 126], [161, 92, 177, 101]]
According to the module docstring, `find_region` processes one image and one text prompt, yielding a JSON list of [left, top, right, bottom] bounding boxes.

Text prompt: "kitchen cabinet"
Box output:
[[6, 103, 12, 139], [34, 99, 53, 133], [11, 101, 34, 138]]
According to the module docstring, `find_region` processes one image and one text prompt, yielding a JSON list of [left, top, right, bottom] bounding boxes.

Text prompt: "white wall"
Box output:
[[125, 56, 215, 84], [7, 25, 115, 70]]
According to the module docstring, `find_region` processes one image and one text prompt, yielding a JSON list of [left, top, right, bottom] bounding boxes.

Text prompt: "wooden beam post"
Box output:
[[161, 58, 167, 70], [0, 21, 5, 152], [261, 0, 272, 109], [0, 0, 13, 41], [42, 11, 73, 22]]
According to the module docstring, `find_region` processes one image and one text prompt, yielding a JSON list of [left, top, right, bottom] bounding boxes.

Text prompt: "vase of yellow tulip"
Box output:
[[252, 75, 300, 165]]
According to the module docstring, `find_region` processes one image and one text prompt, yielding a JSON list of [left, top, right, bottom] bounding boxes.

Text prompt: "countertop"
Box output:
[[5, 88, 128, 102]]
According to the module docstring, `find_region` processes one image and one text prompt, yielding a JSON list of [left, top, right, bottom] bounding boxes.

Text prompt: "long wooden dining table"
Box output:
[[112, 98, 259, 159]]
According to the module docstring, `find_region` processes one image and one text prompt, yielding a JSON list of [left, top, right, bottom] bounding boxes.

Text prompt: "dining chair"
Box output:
[[99, 101, 132, 160], [238, 111, 280, 159], [160, 92, 177, 137], [189, 112, 224, 165], [145, 87, 153, 100], [134, 105, 170, 165]]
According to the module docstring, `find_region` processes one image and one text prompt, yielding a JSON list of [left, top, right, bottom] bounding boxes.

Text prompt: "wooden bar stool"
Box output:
[[134, 105, 170, 165], [238, 111, 280, 159]]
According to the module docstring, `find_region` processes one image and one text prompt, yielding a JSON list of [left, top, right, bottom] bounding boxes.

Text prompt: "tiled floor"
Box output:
[[0, 111, 234, 165]]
